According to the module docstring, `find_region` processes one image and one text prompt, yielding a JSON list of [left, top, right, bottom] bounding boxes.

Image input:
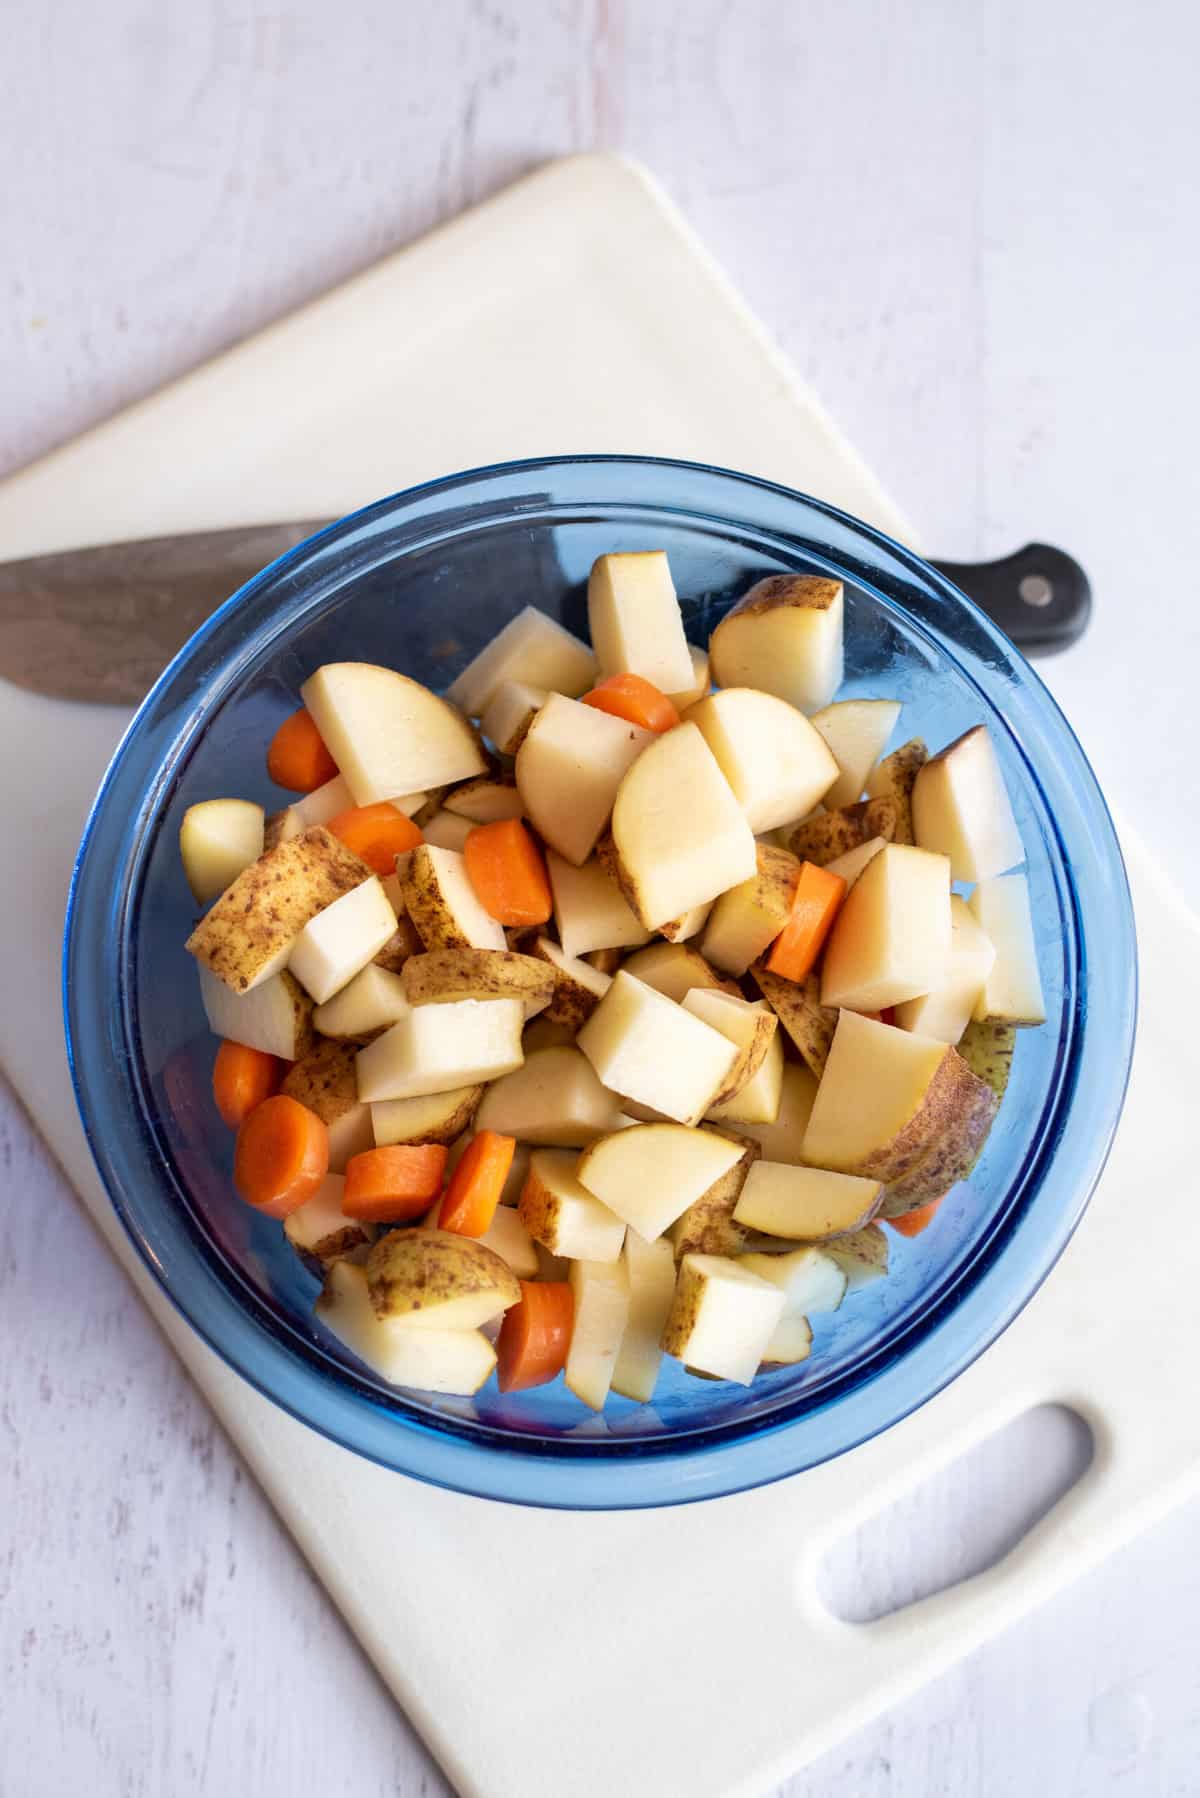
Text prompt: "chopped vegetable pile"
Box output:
[[180, 551, 1045, 1409]]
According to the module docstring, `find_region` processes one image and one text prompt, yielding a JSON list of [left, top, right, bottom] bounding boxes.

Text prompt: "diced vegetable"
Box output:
[[575, 1123, 745, 1242], [301, 663, 487, 803], [708, 574, 844, 713], [284, 1173, 373, 1265], [356, 997, 525, 1102], [317, 1261, 497, 1394], [370, 1085, 484, 1148], [661, 1254, 786, 1385], [546, 850, 651, 961], [233, 1094, 329, 1218], [809, 699, 902, 809], [733, 1162, 883, 1239], [212, 1040, 284, 1128], [198, 964, 315, 1062], [700, 844, 800, 976], [565, 1257, 631, 1411], [365, 1228, 519, 1328], [438, 1129, 516, 1237], [267, 708, 339, 791], [287, 876, 399, 1004], [687, 688, 838, 833], [515, 693, 653, 866], [577, 971, 738, 1127], [342, 1144, 448, 1222], [581, 672, 680, 734], [479, 681, 547, 756], [312, 964, 411, 1040], [326, 803, 423, 875], [820, 843, 951, 1011], [969, 874, 1046, 1025], [895, 895, 996, 1043], [463, 818, 553, 927], [496, 1280, 574, 1392], [446, 605, 595, 717], [518, 1149, 627, 1262], [180, 798, 265, 905], [400, 843, 508, 952], [764, 860, 847, 982], [864, 737, 927, 843], [912, 725, 1024, 883], [610, 1234, 677, 1402], [474, 1046, 628, 1147], [587, 551, 694, 694]]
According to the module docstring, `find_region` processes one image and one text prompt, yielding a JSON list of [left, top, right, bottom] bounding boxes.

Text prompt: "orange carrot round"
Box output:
[[266, 708, 339, 791], [765, 861, 847, 983], [233, 1094, 328, 1218], [212, 1040, 285, 1129], [887, 1197, 945, 1238], [342, 1144, 448, 1223], [496, 1281, 574, 1392], [327, 803, 423, 875], [438, 1130, 516, 1236], [463, 818, 553, 927], [580, 673, 680, 733]]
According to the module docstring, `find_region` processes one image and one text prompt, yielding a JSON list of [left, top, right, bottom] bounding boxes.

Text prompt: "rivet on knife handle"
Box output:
[[930, 543, 1093, 657]]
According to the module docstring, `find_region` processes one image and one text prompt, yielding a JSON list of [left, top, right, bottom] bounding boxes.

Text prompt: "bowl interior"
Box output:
[[133, 503, 1068, 1430]]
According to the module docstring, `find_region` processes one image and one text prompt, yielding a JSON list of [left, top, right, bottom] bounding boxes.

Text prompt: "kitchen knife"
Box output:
[[0, 525, 1091, 704]]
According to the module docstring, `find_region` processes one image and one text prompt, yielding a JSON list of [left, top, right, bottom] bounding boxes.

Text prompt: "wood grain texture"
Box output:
[[3, 1, 1200, 1794]]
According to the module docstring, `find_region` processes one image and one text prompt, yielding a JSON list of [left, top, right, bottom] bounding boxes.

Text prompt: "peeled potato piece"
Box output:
[[198, 964, 314, 1061], [356, 997, 525, 1102], [317, 1262, 497, 1395], [969, 874, 1046, 1025], [809, 699, 902, 809], [566, 1257, 631, 1412], [473, 1045, 628, 1147], [515, 694, 654, 867], [912, 725, 1024, 882], [587, 550, 694, 694], [575, 1122, 745, 1242], [576, 972, 738, 1128], [180, 798, 265, 905], [820, 843, 952, 1012], [610, 1234, 677, 1403], [687, 688, 838, 832], [661, 1254, 786, 1385], [446, 605, 596, 717], [301, 662, 487, 803]]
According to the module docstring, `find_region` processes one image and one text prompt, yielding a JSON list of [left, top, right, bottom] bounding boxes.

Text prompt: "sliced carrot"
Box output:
[[266, 708, 339, 791], [581, 673, 680, 733], [233, 1094, 328, 1218], [887, 1197, 945, 1237], [327, 803, 423, 875], [463, 818, 553, 927], [342, 1143, 448, 1223], [496, 1281, 574, 1392], [765, 861, 848, 982], [438, 1130, 516, 1236], [212, 1040, 285, 1129]]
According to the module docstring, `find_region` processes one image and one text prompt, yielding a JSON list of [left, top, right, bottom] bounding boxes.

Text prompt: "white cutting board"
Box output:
[[2, 154, 1197, 1798]]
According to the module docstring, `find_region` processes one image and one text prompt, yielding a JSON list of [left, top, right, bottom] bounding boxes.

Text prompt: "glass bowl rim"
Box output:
[[63, 453, 1137, 1509]]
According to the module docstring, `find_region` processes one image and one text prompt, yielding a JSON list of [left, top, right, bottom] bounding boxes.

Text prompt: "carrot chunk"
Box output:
[[581, 673, 680, 733], [438, 1130, 516, 1236], [212, 1040, 285, 1129], [463, 818, 553, 927], [765, 861, 847, 982], [342, 1144, 448, 1223], [327, 803, 423, 875], [496, 1280, 574, 1392], [887, 1198, 945, 1238], [233, 1094, 328, 1218], [266, 708, 338, 791]]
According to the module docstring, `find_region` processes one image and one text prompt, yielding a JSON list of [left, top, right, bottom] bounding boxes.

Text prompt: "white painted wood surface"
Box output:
[[3, 3, 1199, 1794]]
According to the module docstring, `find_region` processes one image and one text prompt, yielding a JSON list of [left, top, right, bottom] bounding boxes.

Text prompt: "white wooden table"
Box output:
[[4, 4, 1199, 1793]]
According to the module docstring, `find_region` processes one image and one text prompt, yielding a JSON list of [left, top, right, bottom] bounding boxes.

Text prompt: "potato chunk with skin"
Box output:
[[284, 1174, 373, 1266], [443, 777, 524, 824], [864, 738, 927, 844], [370, 1085, 484, 1147], [180, 798, 265, 905], [282, 1038, 374, 1173], [446, 605, 596, 718], [912, 725, 1024, 882], [515, 693, 654, 866], [186, 826, 371, 993], [198, 964, 315, 1061], [687, 689, 838, 833], [575, 1122, 745, 1242], [668, 1136, 757, 1260], [700, 843, 800, 976], [400, 844, 507, 952], [519, 1149, 626, 1262], [825, 1224, 889, 1291], [401, 947, 554, 1018], [317, 1262, 497, 1394], [577, 972, 738, 1128], [355, 997, 524, 1102], [366, 1229, 520, 1329], [288, 876, 398, 1004], [546, 851, 651, 961], [749, 964, 838, 1078], [733, 1162, 883, 1239], [480, 681, 546, 757], [969, 874, 1046, 1025], [787, 797, 897, 866], [587, 551, 694, 694], [708, 574, 844, 713], [681, 989, 778, 1108], [530, 937, 612, 1028], [661, 1254, 786, 1385], [820, 843, 952, 1012], [301, 663, 487, 803], [610, 722, 757, 930], [474, 1045, 627, 1147]]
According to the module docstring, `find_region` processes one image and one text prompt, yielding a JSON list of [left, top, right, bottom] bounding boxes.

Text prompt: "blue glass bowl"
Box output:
[[63, 456, 1136, 1508]]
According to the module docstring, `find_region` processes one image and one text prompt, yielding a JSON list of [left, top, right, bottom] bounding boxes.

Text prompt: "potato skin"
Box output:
[[956, 1018, 1016, 1098], [365, 1229, 519, 1321], [725, 574, 842, 619], [786, 797, 897, 866], [281, 1038, 361, 1123], [749, 964, 838, 1077], [401, 947, 554, 1013], [187, 826, 371, 992], [669, 1136, 758, 1260], [374, 915, 422, 974], [864, 738, 928, 845]]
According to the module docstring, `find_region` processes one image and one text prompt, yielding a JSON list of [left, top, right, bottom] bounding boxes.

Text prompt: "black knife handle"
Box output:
[[929, 543, 1092, 657]]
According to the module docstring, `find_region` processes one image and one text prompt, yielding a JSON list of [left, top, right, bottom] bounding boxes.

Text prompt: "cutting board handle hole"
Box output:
[[817, 1403, 1094, 1624]]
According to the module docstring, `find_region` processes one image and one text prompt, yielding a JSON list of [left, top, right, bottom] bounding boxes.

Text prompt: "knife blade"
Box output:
[[0, 524, 1091, 704]]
